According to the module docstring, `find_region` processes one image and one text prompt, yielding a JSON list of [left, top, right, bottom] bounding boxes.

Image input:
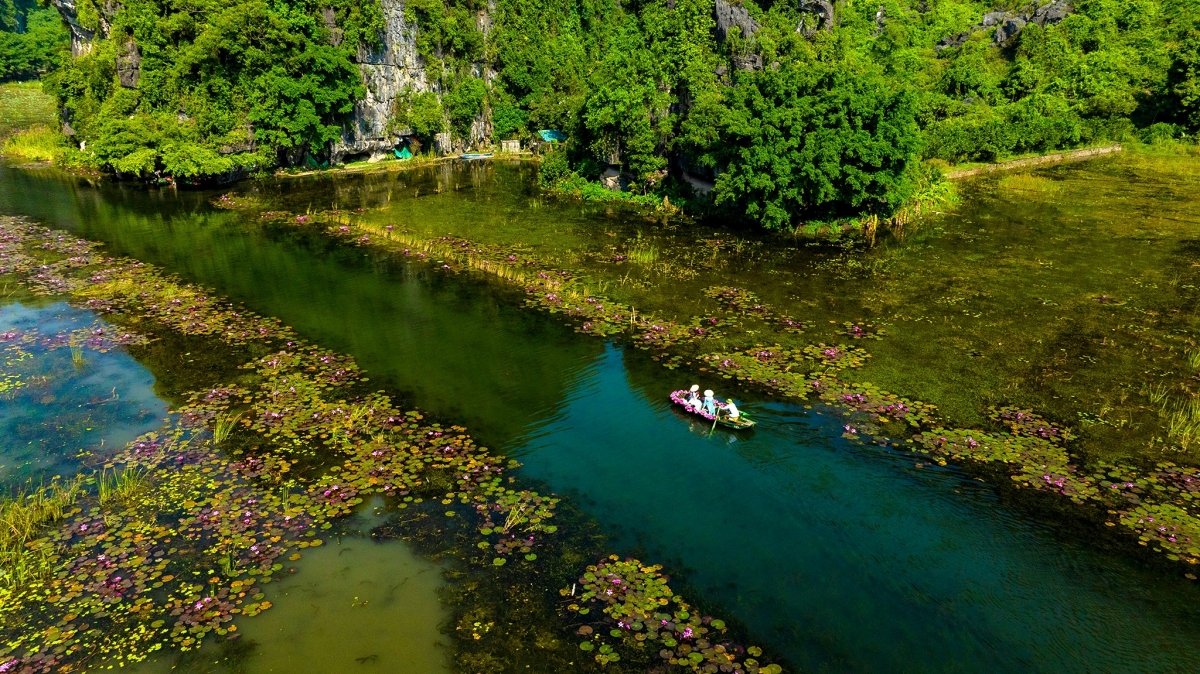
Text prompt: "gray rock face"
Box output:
[[994, 16, 1026, 44], [714, 0, 759, 41], [732, 53, 763, 71], [796, 0, 835, 35], [333, 0, 494, 161], [937, 31, 971, 50], [332, 0, 431, 161], [50, 0, 98, 56], [117, 38, 140, 88], [939, 2, 1075, 50], [322, 6, 344, 46], [1032, 0, 1072, 26], [982, 10, 1008, 26]]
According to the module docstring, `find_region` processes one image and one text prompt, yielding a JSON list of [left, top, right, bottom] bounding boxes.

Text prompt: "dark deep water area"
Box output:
[[3, 160, 1200, 673]]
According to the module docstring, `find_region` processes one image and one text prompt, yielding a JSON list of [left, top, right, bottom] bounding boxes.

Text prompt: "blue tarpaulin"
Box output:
[[538, 129, 567, 142], [395, 146, 413, 159]]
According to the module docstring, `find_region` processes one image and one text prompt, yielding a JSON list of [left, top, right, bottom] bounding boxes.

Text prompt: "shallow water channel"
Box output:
[[2, 161, 1200, 673]]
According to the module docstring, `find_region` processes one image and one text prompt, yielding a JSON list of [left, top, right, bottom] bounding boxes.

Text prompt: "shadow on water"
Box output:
[[0, 163, 602, 450], [3, 162, 1200, 673]]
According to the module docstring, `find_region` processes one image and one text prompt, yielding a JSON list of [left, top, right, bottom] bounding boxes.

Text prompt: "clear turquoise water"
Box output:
[[512, 345, 1200, 672], [0, 301, 168, 486], [2, 162, 1199, 672]]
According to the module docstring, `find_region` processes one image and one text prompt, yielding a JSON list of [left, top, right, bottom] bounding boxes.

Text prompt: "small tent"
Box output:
[[394, 136, 421, 160]]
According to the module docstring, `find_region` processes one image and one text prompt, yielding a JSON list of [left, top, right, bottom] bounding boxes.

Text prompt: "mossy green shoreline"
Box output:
[[0, 215, 784, 674]]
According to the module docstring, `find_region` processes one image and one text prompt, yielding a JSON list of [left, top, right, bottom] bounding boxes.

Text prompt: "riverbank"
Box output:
[[944, 144, 1126, 180]]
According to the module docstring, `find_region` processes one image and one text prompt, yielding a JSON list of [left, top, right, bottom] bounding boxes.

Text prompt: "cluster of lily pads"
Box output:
[[564, 556, 781, 673], [210, 193, 261, 210], [0, 215, 785, 673], [699, 344, 1199, 564], [290, 215, 1200, 570]]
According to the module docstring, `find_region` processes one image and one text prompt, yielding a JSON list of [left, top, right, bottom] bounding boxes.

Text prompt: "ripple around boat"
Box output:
[[3, 151, 1200, 673]]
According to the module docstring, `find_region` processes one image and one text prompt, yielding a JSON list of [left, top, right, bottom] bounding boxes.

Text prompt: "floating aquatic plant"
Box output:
[[563, 556, 783, 673]]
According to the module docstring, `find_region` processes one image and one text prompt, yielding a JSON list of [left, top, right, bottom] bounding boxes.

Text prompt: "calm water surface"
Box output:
[[2, 162, 1199, 673], [0, 301, 167, 485]]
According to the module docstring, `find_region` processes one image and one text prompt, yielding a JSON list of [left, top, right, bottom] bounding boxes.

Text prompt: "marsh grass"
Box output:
[[213, 411, 244, 444], [627, 239, 658, 265], [2, 124, 68, 162], [1146, 383, 1171, 406], [997, 173, 1063, 193], [0, 82, 57, 140], [1187, 350, 1200, 371], [70, 344, 85, 368], [0, 479, 83, 588], [1163, 398, 1200, 452], [98, 466, 150, 510]]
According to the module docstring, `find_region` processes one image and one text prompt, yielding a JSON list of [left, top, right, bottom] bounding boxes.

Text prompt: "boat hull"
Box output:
[[669, 390, 755, 429]]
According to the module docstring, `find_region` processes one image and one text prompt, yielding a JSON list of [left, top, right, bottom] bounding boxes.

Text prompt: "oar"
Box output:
[[708, 411, 720, 437]]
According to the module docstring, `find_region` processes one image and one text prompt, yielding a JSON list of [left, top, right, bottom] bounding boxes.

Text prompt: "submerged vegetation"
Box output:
[[296, 186, 1200, 569], [0, 215, 787, 673]]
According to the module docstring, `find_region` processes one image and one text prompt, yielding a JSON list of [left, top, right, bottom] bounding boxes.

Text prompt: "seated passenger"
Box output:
[[685, 384, 702, 410], [702, 390, 717, 416]]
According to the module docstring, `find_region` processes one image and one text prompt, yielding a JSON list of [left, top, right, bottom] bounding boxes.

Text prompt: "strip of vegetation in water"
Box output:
[[280, 206, 1200, 572], [0, 215, 785, 674]]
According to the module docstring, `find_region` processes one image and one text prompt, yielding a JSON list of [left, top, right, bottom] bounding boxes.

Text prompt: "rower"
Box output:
[[722, 398, 740, 420]]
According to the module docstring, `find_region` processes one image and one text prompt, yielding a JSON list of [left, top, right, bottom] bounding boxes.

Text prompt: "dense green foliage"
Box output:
[[0, 0, 68, 81], [19, 0, 1200, 225], [437, 0, 1200, 228], [43, 0, 382, 179]]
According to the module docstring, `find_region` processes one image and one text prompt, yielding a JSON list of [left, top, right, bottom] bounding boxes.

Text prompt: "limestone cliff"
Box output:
[[332, 0, 431, 161], [332, 0, 495, 161]]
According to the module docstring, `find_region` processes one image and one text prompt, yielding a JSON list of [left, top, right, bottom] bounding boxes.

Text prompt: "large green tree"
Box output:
[[0, 0, 68, 81], [45, 0, 382, 177], [716, 61, 921, 228]]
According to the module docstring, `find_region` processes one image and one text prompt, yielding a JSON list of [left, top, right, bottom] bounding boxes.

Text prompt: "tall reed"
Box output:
[[0, 479, 82, 588], [213, 411, 243, 445], [98, 467, 150, 510]]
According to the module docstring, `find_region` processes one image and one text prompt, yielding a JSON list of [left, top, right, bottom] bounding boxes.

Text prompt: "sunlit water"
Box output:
[[2, 162, 1200, 672], [512, 345, 1200, 672], [0, 301, 167, 485], [127, 502, 450, 674]]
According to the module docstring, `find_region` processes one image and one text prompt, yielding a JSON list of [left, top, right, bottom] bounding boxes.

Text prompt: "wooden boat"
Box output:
[[669, 390, 756, 429]]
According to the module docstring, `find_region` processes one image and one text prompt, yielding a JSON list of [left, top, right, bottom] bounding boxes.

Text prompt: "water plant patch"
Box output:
[[0, 216, 786, 673], [290, 215, 1200, 570]]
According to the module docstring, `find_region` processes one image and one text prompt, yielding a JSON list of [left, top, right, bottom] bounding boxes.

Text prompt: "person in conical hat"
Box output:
[[684, 384, 702, 410], [702, 389, 717, 416], [722, 398, 740, 420]]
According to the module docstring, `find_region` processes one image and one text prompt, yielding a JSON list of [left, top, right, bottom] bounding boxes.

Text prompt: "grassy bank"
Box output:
[[0, 81, 56, 141]]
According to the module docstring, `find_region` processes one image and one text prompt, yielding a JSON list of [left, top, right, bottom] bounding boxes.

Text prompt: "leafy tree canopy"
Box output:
[[14, 0, 1200, 226]]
